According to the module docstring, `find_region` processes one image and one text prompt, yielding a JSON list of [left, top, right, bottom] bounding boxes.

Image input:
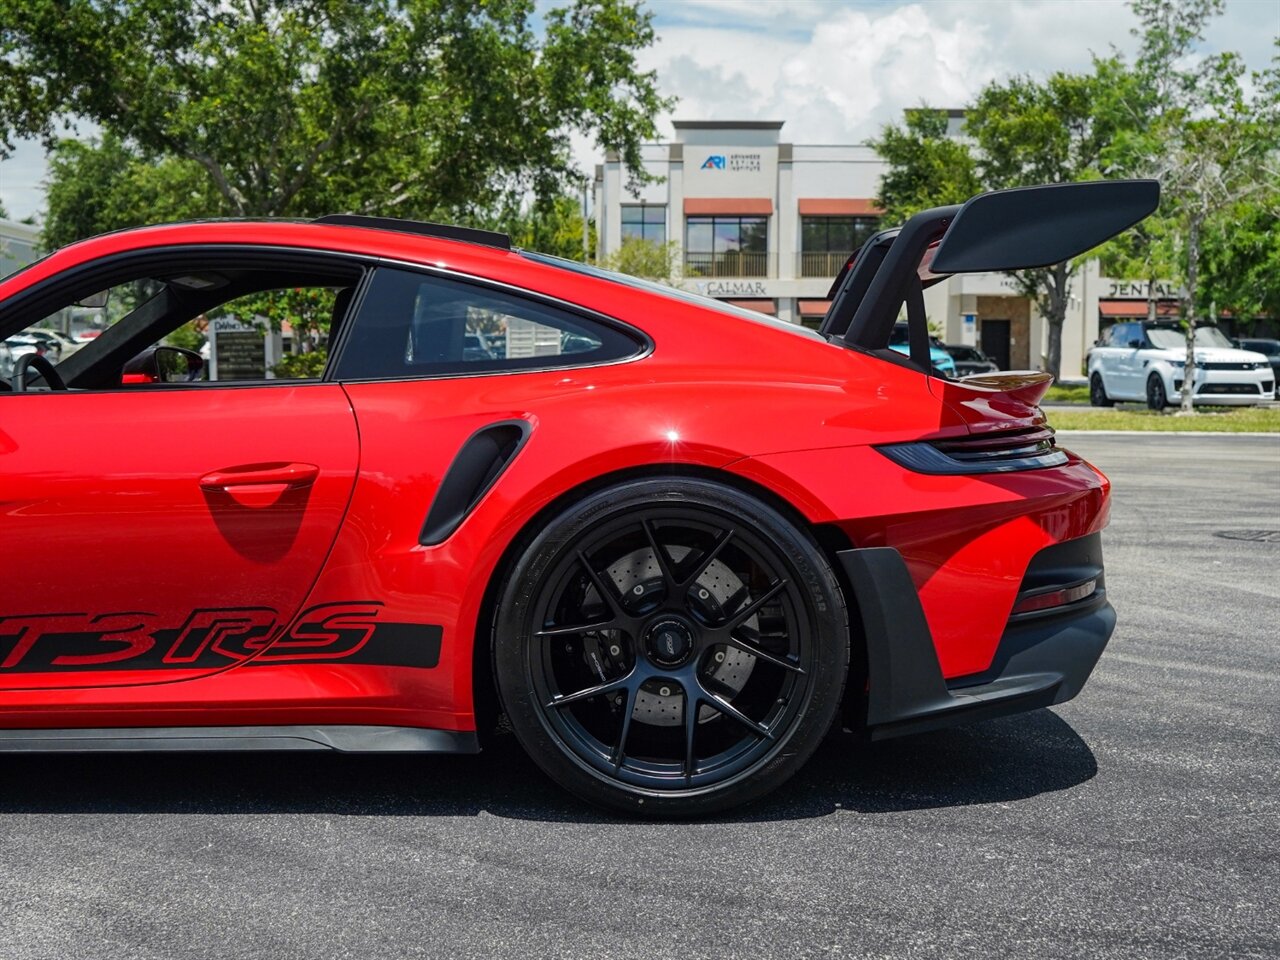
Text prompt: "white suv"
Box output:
[[1088, 321, 1274, 409]]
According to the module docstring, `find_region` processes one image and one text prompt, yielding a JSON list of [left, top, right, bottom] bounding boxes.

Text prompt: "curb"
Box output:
[[1054, 430, 1280, 437]]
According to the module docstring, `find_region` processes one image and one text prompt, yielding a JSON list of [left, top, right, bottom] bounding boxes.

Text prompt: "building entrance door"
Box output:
[[981, 319, 1012, 370]]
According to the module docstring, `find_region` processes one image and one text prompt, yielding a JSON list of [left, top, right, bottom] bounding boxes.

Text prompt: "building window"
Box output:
[[684, 216, 769, 278], [621, 205, 666, 244], [799, 216, 880, 277]]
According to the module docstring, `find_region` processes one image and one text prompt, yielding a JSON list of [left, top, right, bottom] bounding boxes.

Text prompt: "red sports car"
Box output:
[[0, 181, 1157, 815]]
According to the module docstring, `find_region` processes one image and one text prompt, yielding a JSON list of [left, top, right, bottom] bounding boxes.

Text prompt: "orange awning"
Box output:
[[797, 198, 882, 216], [1099, 300, 1179, 318], [726, 299, 776, 315], [684, 198, 773, 216], [798, 299, 831, 316]]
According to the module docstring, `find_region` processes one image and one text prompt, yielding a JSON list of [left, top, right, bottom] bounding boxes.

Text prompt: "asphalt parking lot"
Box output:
[[0, 433, 1276, 960]]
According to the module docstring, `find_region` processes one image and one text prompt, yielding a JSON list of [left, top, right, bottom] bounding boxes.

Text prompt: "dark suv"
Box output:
[[1235, 339, 1280, 397]]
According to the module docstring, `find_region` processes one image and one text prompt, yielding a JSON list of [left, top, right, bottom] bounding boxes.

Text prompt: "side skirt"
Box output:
[[0, 725, 481, 754]]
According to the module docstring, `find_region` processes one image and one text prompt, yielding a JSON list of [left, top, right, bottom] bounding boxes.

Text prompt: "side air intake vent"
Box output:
[[876, 425, 1068, 475], [420, 420, 530, 545]]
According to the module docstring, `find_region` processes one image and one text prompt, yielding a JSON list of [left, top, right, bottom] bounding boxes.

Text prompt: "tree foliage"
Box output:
[[2, 0, 671, 231], [875, 70, 1123, 379], [603, 236, 679, 283], [489, 193, 595, 262], [873, 109, 979, 225], [873, 1, 1279, 384], [1098, 0, 1279, 410]]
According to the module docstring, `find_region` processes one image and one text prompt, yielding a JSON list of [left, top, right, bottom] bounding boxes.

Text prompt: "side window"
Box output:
[[333, 268, 642, 380], [3, 259, 361, 391]]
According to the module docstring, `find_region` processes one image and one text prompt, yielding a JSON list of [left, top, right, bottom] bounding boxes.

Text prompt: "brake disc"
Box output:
[[599, 545, 756, 727]]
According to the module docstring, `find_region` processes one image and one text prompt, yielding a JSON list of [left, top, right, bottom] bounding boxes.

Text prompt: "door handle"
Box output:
[[200, 462, 320, 491]]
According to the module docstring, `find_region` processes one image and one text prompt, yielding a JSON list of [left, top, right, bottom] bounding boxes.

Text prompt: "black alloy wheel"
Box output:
[[1090, 373, 1114, 407], [1146, 373, 1168, 410], [492, 478, 848, 816]]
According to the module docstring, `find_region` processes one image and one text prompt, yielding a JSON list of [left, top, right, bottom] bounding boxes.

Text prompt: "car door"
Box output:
[[0, 386, 358, 689], [0, 251, 362, 690], [1111, 323, 1145, 398]]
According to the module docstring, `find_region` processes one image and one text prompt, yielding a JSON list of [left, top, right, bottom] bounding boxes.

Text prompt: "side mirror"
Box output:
[[1128, 339, 1143, 349], [121, 346, 204, 385], [155, 346, 204, 382]]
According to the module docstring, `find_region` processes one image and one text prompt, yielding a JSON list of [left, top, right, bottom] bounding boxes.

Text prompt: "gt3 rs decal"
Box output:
[[0, 602, 442, 673]]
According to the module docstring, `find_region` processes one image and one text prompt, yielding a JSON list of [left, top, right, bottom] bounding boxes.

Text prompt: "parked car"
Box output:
[[4, 334, 45, 366], [888, 323, 957, 377], [0, 179, 1157, 815], [22, 328, 84, 363], [942, 343, 1000, 376], [1234, 338, 1280, 397], [1088, 321, 1274, 409]]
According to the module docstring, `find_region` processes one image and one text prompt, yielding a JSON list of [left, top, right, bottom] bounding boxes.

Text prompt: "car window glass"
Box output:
[[1146, 328, 1184, 350], [167, 287, 342, 382], [334, 267, 641, 380], [1193, 326, 1233, 348], [3, 278, 162, 385], [3, 264, 359, 391]]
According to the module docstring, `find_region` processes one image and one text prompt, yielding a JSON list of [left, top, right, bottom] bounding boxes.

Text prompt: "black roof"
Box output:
[[312, 215, 510, 251]]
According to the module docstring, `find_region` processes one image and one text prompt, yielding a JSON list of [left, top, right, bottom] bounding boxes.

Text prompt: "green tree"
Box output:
[[603, 236, 679, 283], [876, 69, 1124, 379], [43, 133, 219, 248], [489, 192, 595, 261], [874, 109, 979, 224], [1100, 1, 1279, 411], [1200, 195, 1280, 330], [2, 0, 670, 228]]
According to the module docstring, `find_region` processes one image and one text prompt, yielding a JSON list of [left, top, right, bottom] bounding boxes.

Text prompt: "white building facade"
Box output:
[[0, 218, 40, 281], [595, 121, 1174, 378]]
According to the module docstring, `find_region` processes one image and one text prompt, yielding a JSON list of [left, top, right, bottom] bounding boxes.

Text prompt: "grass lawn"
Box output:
[[1047, 406, 1280, 432], [1044, 383, 1091, 404]]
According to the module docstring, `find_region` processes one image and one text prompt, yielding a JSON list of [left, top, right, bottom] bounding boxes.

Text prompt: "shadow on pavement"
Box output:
[[0, 709, 1094, 823]]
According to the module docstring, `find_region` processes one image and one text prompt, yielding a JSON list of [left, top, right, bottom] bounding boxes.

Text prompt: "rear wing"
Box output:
[[819, 180, 1160, 371]]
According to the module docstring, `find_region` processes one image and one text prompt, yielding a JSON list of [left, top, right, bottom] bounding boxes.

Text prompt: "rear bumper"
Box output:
[[838, 534, 1114, 740]]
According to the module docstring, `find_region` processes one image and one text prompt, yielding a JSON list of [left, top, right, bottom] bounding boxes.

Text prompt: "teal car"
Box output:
[[889, 323, 957, 377]]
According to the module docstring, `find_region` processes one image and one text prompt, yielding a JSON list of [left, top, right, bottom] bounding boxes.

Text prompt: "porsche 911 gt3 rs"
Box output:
[[0, 180, 1159, 815]]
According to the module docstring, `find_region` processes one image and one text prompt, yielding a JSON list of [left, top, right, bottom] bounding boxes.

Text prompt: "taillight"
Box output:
[[877, 425, 1068, 474], [1011, 578, 1098, 615]]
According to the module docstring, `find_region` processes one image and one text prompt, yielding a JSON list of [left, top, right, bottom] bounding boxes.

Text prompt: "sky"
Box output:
[[1, 0, 1276, 223]]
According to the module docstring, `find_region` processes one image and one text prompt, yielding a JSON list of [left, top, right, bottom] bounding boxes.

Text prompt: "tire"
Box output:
[[492, 477, 849, 817], [1089, 372, 1114, 407], [1146, 373, 1168, 410]]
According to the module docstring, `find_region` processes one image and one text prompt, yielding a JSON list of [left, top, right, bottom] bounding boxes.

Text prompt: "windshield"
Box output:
[[520, 251, 825, 342], [1146, 326, 1234, 350]]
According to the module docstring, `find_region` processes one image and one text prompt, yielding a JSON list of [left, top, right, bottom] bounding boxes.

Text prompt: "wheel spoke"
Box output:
[[545, 672, 631, 709], [726, 629, 804, 674], [698, 682, 774, 740], [611, 687, 635, 771], [641, 519, 678, 591], [682, 684, 700, 780], [678, 526, 734, 588], [577, 549, 627, 619], [535, 618, 617, 638], [725, 578, 787, 631]]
